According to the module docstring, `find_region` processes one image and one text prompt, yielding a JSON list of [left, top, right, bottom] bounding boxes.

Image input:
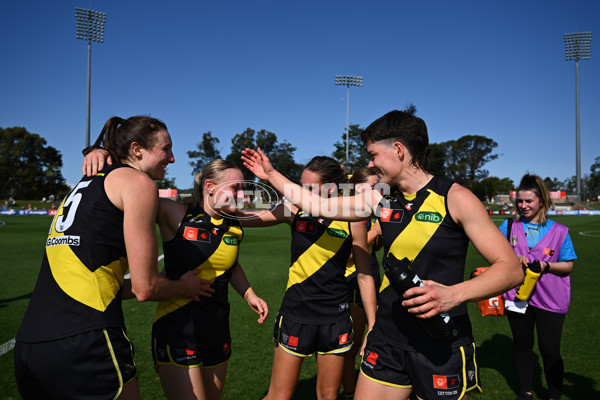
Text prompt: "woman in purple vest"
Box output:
[[500, 174, 577, 400]]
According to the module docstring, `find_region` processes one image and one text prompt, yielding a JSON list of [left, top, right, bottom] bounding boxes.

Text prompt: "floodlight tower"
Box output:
[[564, 32, 592, 202], [76, 7, 106, 148], [335, 75, 363, 164]]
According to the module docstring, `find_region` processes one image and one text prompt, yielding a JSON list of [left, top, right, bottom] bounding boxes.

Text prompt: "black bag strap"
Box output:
[[506, 217, 513, 242]]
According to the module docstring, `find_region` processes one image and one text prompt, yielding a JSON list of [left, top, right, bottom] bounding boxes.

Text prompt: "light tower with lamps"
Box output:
[[75, 7, 106, 148], [335, 75, 363, 164], [564, 31, 592, 202]]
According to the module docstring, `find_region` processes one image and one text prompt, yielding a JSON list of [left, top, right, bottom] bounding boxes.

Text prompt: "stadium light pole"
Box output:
[[564, 32, 592, 202], [76, 7, 106, 148], [335, 75, 363, 164]]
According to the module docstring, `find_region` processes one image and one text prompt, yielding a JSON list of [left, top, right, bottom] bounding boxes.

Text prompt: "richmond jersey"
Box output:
[[278, 211, 353, 324], [17, 165, 130, 342], [345, 218, 381, 285], [374, 177, 473, 350], [152, 206, 243, 348]]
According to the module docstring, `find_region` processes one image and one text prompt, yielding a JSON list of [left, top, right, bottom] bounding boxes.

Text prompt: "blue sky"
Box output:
[[1, 0, 598, 190]]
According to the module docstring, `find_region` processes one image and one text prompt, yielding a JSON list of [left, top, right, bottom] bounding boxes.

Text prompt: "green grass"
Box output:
[[1, 215, 599, 399]]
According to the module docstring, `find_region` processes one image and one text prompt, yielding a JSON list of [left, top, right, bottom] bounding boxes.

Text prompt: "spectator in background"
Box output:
[[500, 174, 577, 400]]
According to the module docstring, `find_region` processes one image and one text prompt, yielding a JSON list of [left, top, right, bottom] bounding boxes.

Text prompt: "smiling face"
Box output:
[[366, 139, 402, 185], [516, 189, 542, 223], [138, 129, 175, 180], [300, 169, 323, 195], [206, 168, 245, 215]]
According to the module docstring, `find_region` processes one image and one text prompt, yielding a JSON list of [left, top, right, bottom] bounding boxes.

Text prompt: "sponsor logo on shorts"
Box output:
[[365, 350, 378, 366], [288, 336, 299, 347], [46, 235, 81, 247], [223, 339, 230, 352], [327, 228, 347, 238], [175, 348, 198, 364], [543, 248, 555, 256], [433, 374, 460, 389], [339, 333, 349, 345], [415, 211, 443, 223]]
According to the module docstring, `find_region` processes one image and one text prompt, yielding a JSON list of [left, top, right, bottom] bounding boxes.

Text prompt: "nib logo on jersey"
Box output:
[[46, 235, 81, 247]]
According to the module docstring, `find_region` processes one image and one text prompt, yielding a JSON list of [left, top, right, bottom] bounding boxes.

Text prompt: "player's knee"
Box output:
[[317, 386, 340, 400]]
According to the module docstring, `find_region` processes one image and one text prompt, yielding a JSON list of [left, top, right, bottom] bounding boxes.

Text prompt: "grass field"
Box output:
[[0, 215, 599, 400]]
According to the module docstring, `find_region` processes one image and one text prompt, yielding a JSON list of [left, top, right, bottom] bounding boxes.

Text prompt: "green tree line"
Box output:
[[2, 120, 600, 203]]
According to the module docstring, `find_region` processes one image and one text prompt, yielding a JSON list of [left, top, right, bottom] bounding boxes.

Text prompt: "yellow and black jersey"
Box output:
[[374, 176, 473, 350], [279, 211, 353, 324], [17, 165, 130, 342], [345, 218, 381, 286], [152, 206, 243, 348]]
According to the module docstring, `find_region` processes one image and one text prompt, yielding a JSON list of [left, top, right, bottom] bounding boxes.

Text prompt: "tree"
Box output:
[[0, 127, 69, 199], [544, 177, 564, 191], [471, 176, 514, 201], [562, 176, 577, 194], [331, 124, 370, 173], [268, 141, 303, 184], [226, 128, 303, 182], [187, 131, 221, 176], [587, 156, 600, 201], [428, 143, 448, 179], [439, 135, 499, 189], [331, 104, 419, 174], [156, 170, 177, 189]]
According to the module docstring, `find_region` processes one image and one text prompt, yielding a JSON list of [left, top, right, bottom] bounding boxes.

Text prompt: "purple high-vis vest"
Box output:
[[503, 220, 571, 314]]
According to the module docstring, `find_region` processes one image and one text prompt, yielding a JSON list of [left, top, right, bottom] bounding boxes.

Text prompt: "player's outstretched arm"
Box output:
[[241, 147, 377, 221]]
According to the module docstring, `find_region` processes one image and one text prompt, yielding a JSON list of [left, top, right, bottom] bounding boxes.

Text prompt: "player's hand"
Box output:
[[245, 291, 269, 324], [360, 335, 368, 356], [179, 270, 215, 301], [82, 148, 112, 177], [241, 147, 273, 181], [517, 255, 529, 267], [401, 280, 460, 318]]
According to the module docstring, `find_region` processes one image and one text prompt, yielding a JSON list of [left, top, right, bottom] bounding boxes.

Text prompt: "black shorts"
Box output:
[[273, 312, 353, 357], [152, 337, 232, 369], [360, 330, 481, 400], [14, 328, 137, 400]]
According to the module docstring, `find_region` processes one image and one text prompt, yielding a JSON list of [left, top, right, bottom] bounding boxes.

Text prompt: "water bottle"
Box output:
[[515, 260, 542, 301], [383, 253, 455, 338]]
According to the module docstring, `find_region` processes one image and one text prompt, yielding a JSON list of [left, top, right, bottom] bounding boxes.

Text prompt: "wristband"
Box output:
[[543, 261, 550, 274]]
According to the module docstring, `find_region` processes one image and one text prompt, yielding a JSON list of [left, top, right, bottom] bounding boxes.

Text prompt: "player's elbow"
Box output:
[[508, 259, 525, 287], [131, 284, 158, 302]]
